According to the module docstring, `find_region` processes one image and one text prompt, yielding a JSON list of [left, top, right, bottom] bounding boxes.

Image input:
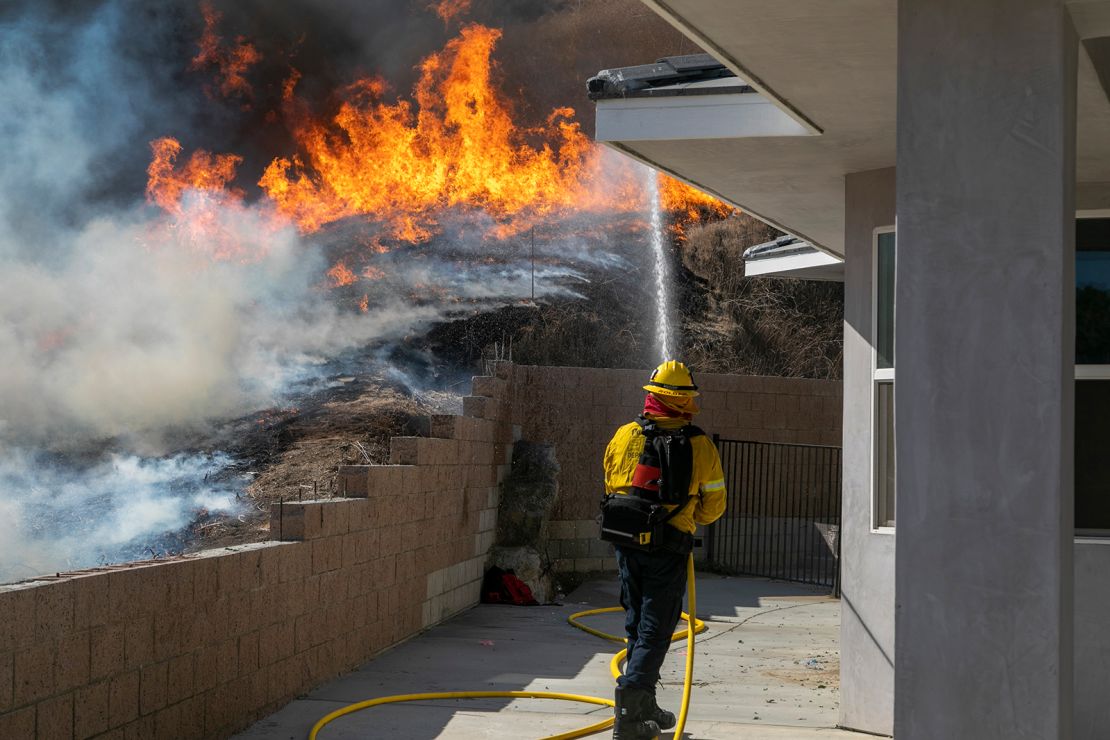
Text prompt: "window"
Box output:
[[874, 230, 896, 528], [862, 220, 1108, 533], [1076, 216, 1110, 534]]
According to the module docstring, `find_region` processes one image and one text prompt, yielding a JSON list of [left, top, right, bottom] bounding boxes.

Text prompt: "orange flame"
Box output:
[[145, 137, 276, 263], [658, 174, 735, 240], [326, 260, 358, 287], [146, 137, 243, 215], [430, 0, 471, 24], [659, 175, 733, 219], [358, 294, 369, 313], [258, 24, 617, 242], [191, 1, 261, 99], [361, 234, 390, 254]]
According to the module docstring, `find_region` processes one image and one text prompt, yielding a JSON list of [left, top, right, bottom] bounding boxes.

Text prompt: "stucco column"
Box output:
[[839, 168, 896, 736], [894, 1, 1076, 738]]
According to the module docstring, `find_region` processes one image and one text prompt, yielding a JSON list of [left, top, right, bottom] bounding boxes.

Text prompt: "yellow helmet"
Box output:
[[643, 360, 699, 397]]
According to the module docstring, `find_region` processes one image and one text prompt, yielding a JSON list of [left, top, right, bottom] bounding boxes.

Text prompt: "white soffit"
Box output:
[[611, 0, 899, 256], [595, 87, 812, 142], [616, 0, 1110, 251], [746, 248, 844, 282]]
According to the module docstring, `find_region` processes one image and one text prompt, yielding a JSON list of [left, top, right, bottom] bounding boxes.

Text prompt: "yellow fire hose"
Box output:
[[308, 554, 704, 740]]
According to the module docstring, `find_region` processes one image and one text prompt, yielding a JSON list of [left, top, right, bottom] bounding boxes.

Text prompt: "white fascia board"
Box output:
[[595, 92, 812, 142], [638, 0, 824, 136], [746, 249, 844, 282]]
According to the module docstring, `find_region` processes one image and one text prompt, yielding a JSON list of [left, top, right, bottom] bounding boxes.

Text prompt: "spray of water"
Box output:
[[646, 171, 673, 362]]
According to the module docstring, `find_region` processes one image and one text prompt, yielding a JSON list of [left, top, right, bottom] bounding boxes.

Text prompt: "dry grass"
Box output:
[[424, 213, 843, 378], [188, 381, 441, 550], [678, 215, 844, 379], [243, 387, 428, 504], [424, 302, 655, 370]]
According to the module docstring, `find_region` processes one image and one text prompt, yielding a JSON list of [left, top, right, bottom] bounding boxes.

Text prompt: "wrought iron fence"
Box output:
[[706, 437, 842, 593]]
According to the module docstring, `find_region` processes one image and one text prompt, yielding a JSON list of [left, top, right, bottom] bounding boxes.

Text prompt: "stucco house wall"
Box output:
[[838, 167, 897, 736]]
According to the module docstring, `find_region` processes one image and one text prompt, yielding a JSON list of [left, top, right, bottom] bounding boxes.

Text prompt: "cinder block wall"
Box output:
[[0, 363, 840, 738], [0, 376, 515, 739], [502, 365, 842, 573]]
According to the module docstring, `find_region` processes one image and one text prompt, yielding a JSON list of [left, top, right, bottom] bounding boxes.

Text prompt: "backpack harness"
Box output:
[[599, 416, 704, 554]]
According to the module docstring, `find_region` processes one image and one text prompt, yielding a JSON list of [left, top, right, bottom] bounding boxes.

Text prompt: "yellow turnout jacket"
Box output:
[[603, 416, 727, 535]]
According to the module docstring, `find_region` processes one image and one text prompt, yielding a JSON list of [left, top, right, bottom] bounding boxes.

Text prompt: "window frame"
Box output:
[[862, 213, 1110, 537], [871, 226, 897, 533], [1076, 209, 1110, 538]]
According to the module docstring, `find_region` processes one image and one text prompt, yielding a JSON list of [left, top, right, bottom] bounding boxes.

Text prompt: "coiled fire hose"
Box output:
[[308, 553, 704, 740]]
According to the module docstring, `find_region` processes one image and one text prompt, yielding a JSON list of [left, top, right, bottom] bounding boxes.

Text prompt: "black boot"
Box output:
[[613, 686, 661, 740], [647, 693, 676, 731]]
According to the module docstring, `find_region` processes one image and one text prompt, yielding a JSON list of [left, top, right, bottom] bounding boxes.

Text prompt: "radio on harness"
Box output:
[[599, 417, 703, 553]]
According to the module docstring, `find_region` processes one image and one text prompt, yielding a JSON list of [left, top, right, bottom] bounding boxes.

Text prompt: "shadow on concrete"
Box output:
[[236, 595, 627, 739], [235, 571, 845, 740]]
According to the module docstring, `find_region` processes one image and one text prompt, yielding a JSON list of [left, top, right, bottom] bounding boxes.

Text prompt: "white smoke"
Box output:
[[0, 449, 242, 583], [0, 188, 469, 581], [0, 202, 461, 446]]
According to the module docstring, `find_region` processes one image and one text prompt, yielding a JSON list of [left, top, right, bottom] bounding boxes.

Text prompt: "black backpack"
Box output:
[[599, 417, 705, 552], [629, 416, 704, 505]]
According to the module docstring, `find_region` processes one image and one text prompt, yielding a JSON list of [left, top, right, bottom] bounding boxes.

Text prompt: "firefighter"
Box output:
[[602, 360, 727, 739]]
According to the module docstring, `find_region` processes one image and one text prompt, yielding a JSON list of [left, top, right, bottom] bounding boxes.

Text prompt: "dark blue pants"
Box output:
[[615, 545, 688, 691]]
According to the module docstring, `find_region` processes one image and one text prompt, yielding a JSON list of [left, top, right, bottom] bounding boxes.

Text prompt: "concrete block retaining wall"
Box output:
[[502, 365, 841, 573], [0, 363, 841, 738], [0, 375, 516, 739]]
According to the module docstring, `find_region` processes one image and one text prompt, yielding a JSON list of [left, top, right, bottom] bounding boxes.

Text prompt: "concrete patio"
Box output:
[[235, 573, 873, 739]]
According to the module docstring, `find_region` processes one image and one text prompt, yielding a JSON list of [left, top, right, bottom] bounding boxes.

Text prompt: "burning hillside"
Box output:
[[0, 0, 734, 583], [259, 25, 614, 240], [146, 7, 718, 277]]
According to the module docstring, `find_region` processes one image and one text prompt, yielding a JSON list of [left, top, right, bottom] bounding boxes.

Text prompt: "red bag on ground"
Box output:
[[481, 567, 539, 605]]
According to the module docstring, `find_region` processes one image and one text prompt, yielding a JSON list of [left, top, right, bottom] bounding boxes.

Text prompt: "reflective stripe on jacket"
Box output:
[[603, 418, 727, 535]]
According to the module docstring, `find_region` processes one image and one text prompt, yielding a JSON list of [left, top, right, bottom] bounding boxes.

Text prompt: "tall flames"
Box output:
[[260, 25, 619, 242], [147, 8, 732, 274]]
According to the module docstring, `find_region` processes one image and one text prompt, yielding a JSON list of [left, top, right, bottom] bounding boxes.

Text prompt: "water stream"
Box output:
[[647, 172, 673, 362]]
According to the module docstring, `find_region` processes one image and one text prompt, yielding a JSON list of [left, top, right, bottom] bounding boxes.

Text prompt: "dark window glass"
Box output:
[[876, 380, 895, 527], [876, 232, 896, 370], [1076, 380, 1110, 531], [1077, 218, 1110, 533], [1077, 218, 1110, 364]]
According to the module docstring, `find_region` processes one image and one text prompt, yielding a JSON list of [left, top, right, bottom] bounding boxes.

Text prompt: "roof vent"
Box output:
[[587, 53, 741, 100]]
